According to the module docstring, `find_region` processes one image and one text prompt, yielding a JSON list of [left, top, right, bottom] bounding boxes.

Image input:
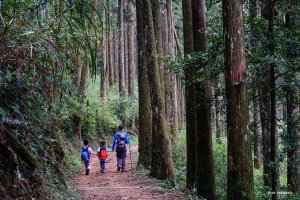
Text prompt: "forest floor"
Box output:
[[72, 146, 182, 200]]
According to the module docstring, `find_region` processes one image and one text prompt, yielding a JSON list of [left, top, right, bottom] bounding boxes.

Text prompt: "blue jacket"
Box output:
[[112, 131, 130, 150]]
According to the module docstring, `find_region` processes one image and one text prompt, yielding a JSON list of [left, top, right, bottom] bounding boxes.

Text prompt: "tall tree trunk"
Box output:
[[107, 0, 113, 86], [167, 0, 179, 143], [285, 8, 300, 193], [118, 0, 125, 96], [150, 0, 166, 178], [137, 0, 175, 183], [259, 86, 272, 187], [182, 0, 196, 189], [136, 1, 152, 168], [152, 0, 165, 106], [263, 1, 278, 198], [75, 60, 82, 86], [223, 0, 255, 198], [100, 5, 107, 100], [215, 86, 222, 142], [192, 0, 216, 198], [286, 91, 300, 193], [124, 21, 128, 92], [177, 76, 184, 126], [127, 0, 135, 97], [253, 90, 262, 169], [162, 0, 169, 121], [100, 40, 107, 100], [282, 100, 287, 123], [249, 0, 262, 169], [114, 29, 119, 82], [76, 62, 89, 140]]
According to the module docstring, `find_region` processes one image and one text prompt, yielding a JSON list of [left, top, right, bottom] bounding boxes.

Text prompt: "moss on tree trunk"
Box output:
[[137, 0, 175, 183]]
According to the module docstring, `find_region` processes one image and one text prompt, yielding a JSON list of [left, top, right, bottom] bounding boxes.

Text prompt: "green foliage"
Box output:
[[0, 0, 114, 198], [106, 85, 139, 128], [214, 139, 227, 199], [166, 2, 224, 86], [172, 128, 187, 189], [84, 80, 121, 135], [172, 128, 227, 199]]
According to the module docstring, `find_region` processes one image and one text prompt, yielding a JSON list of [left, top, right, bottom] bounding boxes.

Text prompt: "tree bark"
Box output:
[[75, 60, 82, 86], [124, 21, 128, 92], [192, 0, 216, 198], [253, 90, 262, 169], [259, 86, 272, 186], [285, 8, 300, 194], [137, 0, 175, 183], [167, 0, 179, 144], [136, 0, 152, 168], [152, 0, 165, 105], [182, 0, 196, 189], [215, 86, 222, 142], [249, 0, 262, 169], [118, 0, 125, 96], [286, 90, 300, 193], [223, 0, 255, 198], [263, 1, 278, 198], [127, 0, 135, 97], [114, 29, 119, 82], [100, 19, 107, 100], [107, 0, 113, 86], [75, 62, 89, 140], [162, 0, 169, 121]]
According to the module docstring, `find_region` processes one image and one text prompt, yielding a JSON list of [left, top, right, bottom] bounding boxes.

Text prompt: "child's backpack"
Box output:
[[99, 148, 107, 160], [116, 132, 126, 148], [81, 147, 90, 161]]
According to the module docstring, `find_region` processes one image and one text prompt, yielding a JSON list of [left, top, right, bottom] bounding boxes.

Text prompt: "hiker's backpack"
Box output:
[[116, 132, 126, 148], [81, 147, 90, 161], [99, 148, 107, 160]]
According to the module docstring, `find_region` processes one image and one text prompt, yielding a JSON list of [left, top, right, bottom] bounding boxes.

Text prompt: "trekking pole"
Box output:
[[129, 143, 133, 170]]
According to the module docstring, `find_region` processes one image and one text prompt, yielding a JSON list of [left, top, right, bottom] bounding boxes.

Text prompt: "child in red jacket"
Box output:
[[97, 141, 108, 173]]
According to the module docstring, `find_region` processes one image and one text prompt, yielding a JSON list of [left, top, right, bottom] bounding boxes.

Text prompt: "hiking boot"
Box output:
[[117, 167, 121, 171], [86, 169, 90, 175]]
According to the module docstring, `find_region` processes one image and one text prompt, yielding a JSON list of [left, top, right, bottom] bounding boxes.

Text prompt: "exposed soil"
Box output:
[[72, 146, 182, 200]]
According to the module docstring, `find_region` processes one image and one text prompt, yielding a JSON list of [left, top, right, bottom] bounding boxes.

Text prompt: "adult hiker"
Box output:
[[111, 125, 130, 172]]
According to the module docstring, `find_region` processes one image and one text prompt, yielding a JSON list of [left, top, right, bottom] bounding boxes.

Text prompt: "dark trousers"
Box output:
[[84, 160, 90, 175], [100, 160, 106, 171], [116, 147, 127, 169]]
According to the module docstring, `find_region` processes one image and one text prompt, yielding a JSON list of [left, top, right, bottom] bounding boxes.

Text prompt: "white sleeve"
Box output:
[[97, 147, 100, 152], [88, 147, 93, 154]]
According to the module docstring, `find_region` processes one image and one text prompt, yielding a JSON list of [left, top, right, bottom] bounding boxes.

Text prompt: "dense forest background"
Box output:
[[0, 0, 299, 199]]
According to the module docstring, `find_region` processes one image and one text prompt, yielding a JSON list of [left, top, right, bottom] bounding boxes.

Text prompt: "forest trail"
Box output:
[[72, 146, 182, 200]]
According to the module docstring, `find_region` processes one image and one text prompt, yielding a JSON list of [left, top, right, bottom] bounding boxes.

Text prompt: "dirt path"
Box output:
[[72, 146, 182, 200]]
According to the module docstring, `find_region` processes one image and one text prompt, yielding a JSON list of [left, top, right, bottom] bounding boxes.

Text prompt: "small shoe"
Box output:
[[117, 167, 121, 171], [102, 170, 106, 173], [86, 169, 90, 175], [121, 168, 125, 172]]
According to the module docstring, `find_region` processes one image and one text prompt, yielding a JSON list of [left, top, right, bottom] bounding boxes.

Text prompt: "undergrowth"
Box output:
[[172, 129, 300, 200]]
